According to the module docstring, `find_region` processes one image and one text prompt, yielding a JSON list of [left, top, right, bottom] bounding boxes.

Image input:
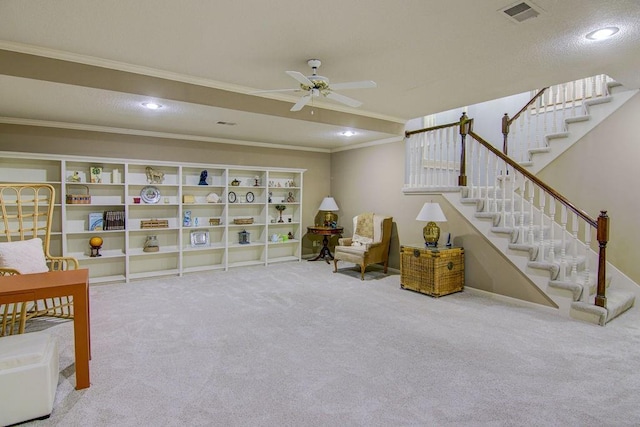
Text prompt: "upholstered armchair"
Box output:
[[333, 213, 393, 280], [0, 184, 79, 336]]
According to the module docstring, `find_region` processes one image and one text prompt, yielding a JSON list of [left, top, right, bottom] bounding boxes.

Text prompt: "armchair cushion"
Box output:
[[0, 238, 49, 274]]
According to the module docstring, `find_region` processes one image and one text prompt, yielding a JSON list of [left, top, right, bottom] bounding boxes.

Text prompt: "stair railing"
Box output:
[[404, 120, 462, 191], [459, 113, 609, 308], [501, 74, 613, 163]]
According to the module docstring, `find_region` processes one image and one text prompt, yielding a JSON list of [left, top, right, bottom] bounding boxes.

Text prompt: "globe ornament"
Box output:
[[89, 236, 103, 257]]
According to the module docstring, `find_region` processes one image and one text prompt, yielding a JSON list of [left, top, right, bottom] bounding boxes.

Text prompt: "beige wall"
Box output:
[[538, 92, 640, 285], [330, 141, 555, 306], [0, 124, 330, 256]]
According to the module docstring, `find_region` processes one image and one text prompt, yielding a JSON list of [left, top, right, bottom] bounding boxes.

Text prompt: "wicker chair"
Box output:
[[333, 214, 393, 280], [0, 184, 79, 336]]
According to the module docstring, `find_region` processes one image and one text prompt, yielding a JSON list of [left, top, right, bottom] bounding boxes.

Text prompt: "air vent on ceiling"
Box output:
[[500, 1, 542, 23], [216, 121, 237, 126]]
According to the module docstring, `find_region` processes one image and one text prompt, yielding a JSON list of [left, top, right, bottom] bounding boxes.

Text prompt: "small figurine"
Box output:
[[145, 166, 165, 184], [69, 171, 81, 182], [199, 170, 208, 185], [268, 191, 273, 203], [287, 192, 295, 202]]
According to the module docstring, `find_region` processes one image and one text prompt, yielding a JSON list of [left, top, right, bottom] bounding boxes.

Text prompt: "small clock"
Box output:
[[228, 191, 237, 203], [246, 191, 255, 203]]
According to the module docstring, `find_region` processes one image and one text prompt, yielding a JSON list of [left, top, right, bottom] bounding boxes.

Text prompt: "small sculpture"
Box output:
[[275, 205, 286, 223], [287, 192, 295, 202], [268, 192, 273, 203], [199, 170, 208, 185], [145, 166, 165, 184]]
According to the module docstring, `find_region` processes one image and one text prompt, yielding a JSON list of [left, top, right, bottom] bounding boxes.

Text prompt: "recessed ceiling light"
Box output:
[[586, 27, 619, 40], [142, 102, 163, 110], [341, 131, 356, 137]]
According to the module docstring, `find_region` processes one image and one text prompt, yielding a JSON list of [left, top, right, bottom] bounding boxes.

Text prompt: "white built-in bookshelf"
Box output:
[[0, 151, 304, 283]]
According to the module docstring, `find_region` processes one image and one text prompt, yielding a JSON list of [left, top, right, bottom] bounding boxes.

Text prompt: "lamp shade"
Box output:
[[318, 197, 339, 212], [416, 202, 447, 222]]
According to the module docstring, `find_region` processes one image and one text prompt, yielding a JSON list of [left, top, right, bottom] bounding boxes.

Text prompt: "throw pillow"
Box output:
[[0, 238, 49, 274]]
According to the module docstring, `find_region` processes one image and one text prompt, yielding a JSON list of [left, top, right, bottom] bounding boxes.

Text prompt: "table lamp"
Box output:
[[416, 202, 447, 247], [318, 196, 339, 227]]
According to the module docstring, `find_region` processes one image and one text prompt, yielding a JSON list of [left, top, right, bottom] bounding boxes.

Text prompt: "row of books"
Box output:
[[88, 211, 126, 231]]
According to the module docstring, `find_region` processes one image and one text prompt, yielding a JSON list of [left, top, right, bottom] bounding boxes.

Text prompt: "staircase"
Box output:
[[404, 76, 639, 325], [512, 82, 638, 174], [443, 184, 636, 325]]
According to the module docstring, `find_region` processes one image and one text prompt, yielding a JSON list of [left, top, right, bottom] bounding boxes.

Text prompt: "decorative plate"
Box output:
[[140, 186, 161, 204], [228, 191, 237, 203], [190, 231, 210, 247], [246, 191, 254, 203]]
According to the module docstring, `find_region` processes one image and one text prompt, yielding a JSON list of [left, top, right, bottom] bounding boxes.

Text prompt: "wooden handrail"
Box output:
[[502, 87, 548, 154], [508, 87, 549, 126], [404, 120, 461, 137]]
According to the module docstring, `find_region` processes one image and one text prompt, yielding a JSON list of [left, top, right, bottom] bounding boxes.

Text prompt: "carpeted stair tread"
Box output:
[[565, 115, 590, 124], [545, 132, 569, 141], [548, 279, 584, 300], [571, 289, 635, 325]]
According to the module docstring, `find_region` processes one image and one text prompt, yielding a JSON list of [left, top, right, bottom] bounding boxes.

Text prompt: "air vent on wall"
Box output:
[[500, 1, 542, 23], [216, 121, 237, 126]]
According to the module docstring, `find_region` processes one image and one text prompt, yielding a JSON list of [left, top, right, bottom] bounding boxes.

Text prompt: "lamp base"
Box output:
[[323, 211, 338, 228], [423, 222, 440, 247]]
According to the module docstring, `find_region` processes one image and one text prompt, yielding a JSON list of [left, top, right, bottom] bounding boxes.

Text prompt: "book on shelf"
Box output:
[[104, 210, 126, 230], [88, 212, 103, 231]]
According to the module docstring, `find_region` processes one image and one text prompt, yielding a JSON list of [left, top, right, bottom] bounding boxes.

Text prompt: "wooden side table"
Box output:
[[400, 244, 464, 297], [307, 226, 344, 263]]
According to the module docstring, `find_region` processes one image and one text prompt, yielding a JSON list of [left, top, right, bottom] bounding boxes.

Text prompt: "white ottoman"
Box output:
[[0, 332, 59, 426]]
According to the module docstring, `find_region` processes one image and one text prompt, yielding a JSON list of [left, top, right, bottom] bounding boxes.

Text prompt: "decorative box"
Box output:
[[400, 245, 464, 297]]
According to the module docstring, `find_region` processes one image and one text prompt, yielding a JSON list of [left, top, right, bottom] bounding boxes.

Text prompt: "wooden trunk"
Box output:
[[400, 245, 464, 297]]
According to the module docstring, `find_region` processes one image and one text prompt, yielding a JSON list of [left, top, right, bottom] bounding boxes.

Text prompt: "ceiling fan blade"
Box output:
[[286, 71, 314, 87], [325, 91, 363, 108], [250, 88, 303, 94], [290, 94, 312, 112], [329, 80, 377, 90]]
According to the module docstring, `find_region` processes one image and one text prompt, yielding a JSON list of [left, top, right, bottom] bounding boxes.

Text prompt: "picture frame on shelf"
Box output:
[[90, 166, 103, 183]]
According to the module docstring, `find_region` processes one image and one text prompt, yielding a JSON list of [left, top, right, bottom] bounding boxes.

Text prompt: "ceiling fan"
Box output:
[[255, 59, 377, 112]]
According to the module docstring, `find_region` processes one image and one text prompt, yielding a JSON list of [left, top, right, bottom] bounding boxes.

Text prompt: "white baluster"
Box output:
[[561, 83, 567, 127], [538, 191, 546, 261], [551, 85, 558, 133], [493, 154, 499, 213], [447, 126, 455, 186], [528, 183, 535, 245], [582, 224, 592, 302], [560, 205, 567, 281], [484, 148, 490, 210], [548, 197, 556, 263], [520, 179, 527, 244], [571, 80, 577, 117], [571, 213, 579, 282], [437, 128, 444, 186], [509, 170, 517, 229]]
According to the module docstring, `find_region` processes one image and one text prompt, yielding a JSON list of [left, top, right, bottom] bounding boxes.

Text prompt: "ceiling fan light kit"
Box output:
[[259, 59, 377, 112]]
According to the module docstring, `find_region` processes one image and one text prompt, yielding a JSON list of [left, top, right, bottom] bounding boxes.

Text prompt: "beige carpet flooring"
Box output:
[[20, 260, 640, 426]]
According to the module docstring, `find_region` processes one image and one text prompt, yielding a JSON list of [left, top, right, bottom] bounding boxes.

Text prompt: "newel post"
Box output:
[[458, 112, 470, 187], [502, 113, 510, 155], [595, 210, 609, 308]]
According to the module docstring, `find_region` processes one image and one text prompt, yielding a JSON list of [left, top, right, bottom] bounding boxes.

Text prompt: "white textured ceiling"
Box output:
[[0, 0, 639, 152]]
